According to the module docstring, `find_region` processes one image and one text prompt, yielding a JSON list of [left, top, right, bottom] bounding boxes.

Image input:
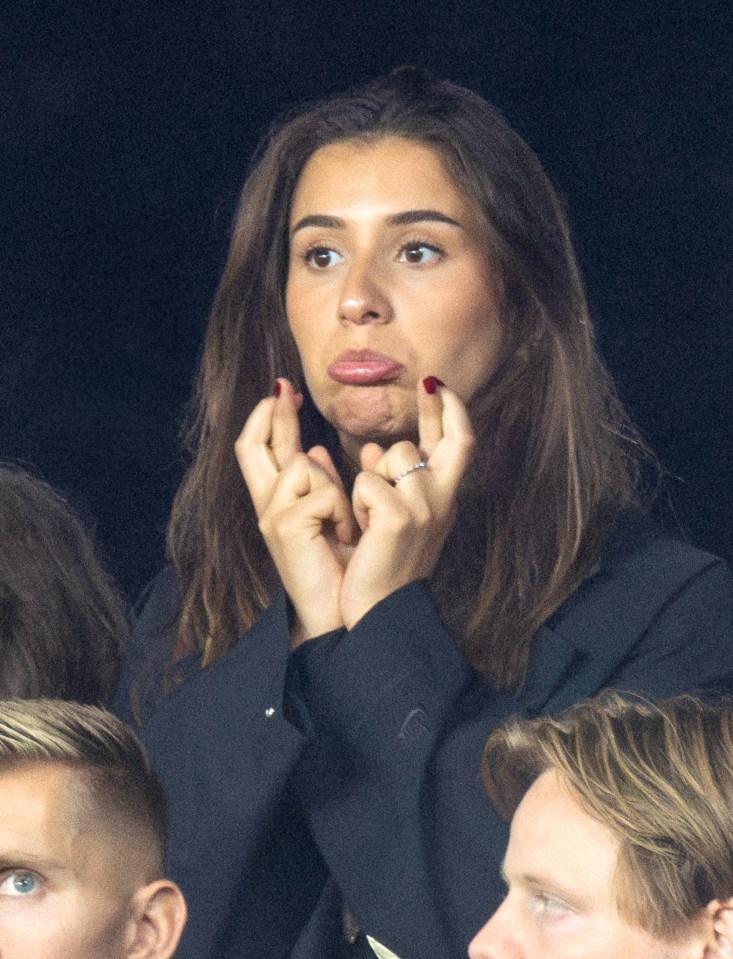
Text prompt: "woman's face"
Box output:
[[286, 136, 503, 463]]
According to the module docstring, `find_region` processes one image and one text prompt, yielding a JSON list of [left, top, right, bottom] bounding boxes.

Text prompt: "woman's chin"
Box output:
[[316, 386, 417, 453], [331, 411, 418, 456]]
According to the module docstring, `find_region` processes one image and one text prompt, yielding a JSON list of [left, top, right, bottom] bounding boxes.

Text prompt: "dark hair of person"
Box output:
[[0, 463, 128, 703], [482, 692, 733, 939], [0, 698, 168, 875], [168, 66, 650, 689]]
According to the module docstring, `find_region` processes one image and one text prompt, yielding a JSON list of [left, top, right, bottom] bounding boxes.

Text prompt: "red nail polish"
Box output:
[[273, 381, 282, 398], [422, 376, 445, 395]]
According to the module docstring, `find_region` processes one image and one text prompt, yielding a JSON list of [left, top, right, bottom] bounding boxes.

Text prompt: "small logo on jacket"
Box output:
[[397, 707, 430, 745]]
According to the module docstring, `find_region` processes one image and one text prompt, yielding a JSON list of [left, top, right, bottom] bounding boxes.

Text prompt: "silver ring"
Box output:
[[392, 461, 427, 485]]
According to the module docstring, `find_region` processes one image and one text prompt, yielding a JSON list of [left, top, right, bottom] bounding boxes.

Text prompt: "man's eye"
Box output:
[[304, 247, 345, 269], [0, 871, 41, 897], [531, 893, 570, 917]]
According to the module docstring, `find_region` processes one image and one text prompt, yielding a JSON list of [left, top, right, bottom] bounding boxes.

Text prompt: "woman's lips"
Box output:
[[327, 349, 404, 385]]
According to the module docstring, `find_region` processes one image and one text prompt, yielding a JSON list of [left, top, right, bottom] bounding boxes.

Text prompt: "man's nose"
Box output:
[[467, 898, 524, 959]]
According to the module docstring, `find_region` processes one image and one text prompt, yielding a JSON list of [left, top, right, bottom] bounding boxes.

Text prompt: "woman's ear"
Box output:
[[702, 898, 733, 958], [126, 880, 188, 959]]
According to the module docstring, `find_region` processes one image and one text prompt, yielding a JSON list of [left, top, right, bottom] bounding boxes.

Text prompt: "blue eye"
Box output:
[[305, 247, 345, 269], [0, 871, 40, 896], [398, 243, 442, 264]]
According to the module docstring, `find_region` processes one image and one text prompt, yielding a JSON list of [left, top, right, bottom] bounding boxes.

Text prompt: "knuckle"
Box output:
[[462, 432, 477, 454], [392, 440, 418, 457], [233, 433, 250, 459], [384, 501, 412, 530], [258, 513, 274, 537], [386, 442, 419, 473]]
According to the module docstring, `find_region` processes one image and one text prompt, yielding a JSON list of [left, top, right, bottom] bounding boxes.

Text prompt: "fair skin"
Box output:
[[468, 770, 733, 959], [0, 762, 186, 959], [236, 136, 502, 641]]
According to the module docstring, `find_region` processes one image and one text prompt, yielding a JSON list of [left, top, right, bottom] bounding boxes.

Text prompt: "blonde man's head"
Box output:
[[483, 692, 733, 940], [0, 699, 186, 959]]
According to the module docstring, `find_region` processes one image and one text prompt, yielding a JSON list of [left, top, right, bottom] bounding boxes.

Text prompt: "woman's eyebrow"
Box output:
[[387, 210, 462, 228], [290, 214, 344, 234], [290, 209, 463, 235]]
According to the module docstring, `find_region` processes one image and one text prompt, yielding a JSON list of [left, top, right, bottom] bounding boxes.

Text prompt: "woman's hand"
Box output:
[[235, 379, 358, 643], [340, 378, 475, 629]]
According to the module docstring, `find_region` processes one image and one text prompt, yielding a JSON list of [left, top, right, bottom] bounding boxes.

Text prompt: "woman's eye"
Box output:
[[304, 247, 344, 269], [0, 871, 40, 897], [398, 243, 442, 265]]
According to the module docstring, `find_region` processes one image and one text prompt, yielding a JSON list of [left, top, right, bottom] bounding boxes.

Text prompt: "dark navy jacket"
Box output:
[[114, 522, 733, 959]]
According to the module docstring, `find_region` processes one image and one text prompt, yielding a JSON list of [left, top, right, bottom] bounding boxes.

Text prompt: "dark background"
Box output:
[[3, 2, 731, 603]]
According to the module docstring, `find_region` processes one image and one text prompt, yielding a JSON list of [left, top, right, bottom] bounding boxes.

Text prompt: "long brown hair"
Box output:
[[168, 67, 649, 689], [0, 463, 127, 703]]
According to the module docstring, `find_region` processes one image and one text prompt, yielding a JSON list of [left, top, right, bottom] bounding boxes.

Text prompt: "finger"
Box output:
[[235, 396, 281, 514], [263, 453, 359, 545], [305, 446, 359, 544], [266, 454, 359, 546], [351, 468, 419, 535], [417, 376, 446, 456], [307, 445, 343, 487], [367, 440, 425, 487], [364, 388, 474, 493], [266, 476, 359, 545], [359, 442, 385, 473], [234, 382, 306, 514], [270, 378, 304, 470], [426, 386, 475, 485]]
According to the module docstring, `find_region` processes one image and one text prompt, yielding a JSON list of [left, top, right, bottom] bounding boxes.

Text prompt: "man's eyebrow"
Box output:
[[290, 209, 463, 235], [0, 852, 68, 872], [501, 861, 583, 906]]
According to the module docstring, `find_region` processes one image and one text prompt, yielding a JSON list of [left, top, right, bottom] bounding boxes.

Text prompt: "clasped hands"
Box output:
[[235, 379, 474, 647]]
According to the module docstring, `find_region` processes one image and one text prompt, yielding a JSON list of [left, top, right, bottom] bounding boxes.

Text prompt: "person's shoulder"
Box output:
[[599, 512, 728, 583], [130, 564, 181, 673], [111, 565, 181, 726], [133, 564, 180, 625], [545, 512, 731, 645]]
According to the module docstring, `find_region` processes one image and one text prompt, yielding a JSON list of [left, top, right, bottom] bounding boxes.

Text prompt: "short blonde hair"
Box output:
[[483, 692, 733, 939], [0, 699, 168, 876]]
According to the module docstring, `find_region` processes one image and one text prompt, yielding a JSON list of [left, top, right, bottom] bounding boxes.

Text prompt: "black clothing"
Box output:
[[114, 521, 733, 958]]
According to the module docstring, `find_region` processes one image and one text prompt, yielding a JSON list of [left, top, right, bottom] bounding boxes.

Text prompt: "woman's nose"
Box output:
[[338, 262, 392, 326]]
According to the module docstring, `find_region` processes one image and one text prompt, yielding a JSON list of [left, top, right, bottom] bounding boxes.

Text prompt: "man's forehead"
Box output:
[[0, 763, 94, 868], [505, 770, 620, 903], [0, 760, 79, 807]]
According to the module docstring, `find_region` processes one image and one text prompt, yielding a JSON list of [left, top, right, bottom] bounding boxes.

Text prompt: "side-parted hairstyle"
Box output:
[[483, 692, 733, 940], [0, 463, 128, 703], [168, 66, 651, 688], [0, 699, 168, 876]]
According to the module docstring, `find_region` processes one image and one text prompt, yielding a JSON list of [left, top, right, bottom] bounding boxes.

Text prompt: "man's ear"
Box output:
[[126, 880, 188, 959], [701, 898, 733, 958]]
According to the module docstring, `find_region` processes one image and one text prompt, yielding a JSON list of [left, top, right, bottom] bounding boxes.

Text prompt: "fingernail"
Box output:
[[273, 380, 282, 398], [422, 376, 445, 395]]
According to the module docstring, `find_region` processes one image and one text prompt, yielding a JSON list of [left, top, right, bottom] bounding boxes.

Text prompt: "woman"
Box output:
[[115, 68, 733, 959]]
